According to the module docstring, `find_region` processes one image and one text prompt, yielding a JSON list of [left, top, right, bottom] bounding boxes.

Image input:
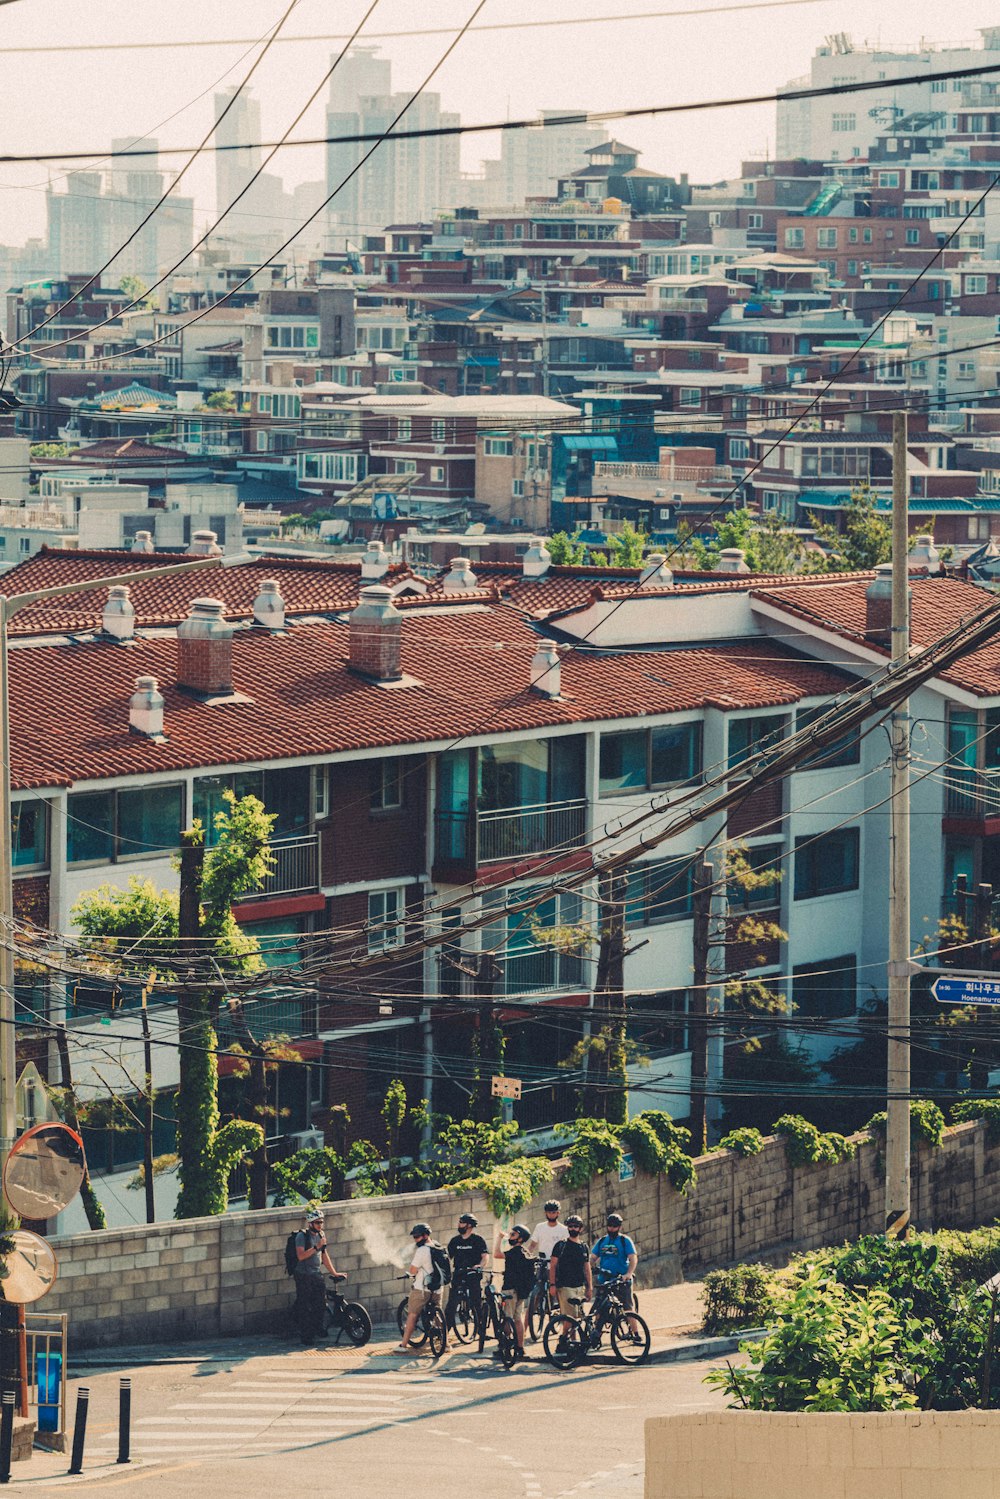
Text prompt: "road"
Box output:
[[12, 1336, 730, 1496]]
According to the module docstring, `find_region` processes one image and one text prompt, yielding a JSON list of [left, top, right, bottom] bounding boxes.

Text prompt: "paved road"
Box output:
[[15, 1337, 730, 1496]]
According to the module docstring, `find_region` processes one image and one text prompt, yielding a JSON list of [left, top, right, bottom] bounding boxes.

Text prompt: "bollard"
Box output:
[[68, 1386, 89, 1476], [117, 1378, 131, 1465], [0, 1389, 14, 1484]]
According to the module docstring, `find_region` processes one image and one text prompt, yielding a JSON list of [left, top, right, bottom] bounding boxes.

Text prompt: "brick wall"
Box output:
[[48, 1120, 1000, 1349]]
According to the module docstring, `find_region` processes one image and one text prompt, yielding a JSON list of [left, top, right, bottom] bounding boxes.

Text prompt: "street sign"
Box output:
[[619, 1152, 636, 1183], [491, 1075, 522, 1100], [929, 971, 1000, 1007]]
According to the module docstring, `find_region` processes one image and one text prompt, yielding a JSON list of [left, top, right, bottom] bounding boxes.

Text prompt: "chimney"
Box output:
[[102, 585, 135, 641], [530, 639, 562, 698], [187, 529, 222, 557], [864, 562, 908, 646], [349, 584, 401, 682], [131, 530, 154, 554], [639, 553, 673, 589], [361, 540, 390, 580], [177, 598, 233, 695], [909, 533, 941, 575], [521, 538, 552, 579], [716, 547, 750, 576], [129, 675, 164, 738], [252, 578, 285, 630], [442, 557, 477, 593]]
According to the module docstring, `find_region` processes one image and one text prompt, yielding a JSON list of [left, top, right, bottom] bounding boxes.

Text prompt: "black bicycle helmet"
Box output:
[[565, 1214, 584, 1229], [410, 1222, 431, 1238], [606, 1212, 623, 1227], [457, 1213, 478, 1228], [509, 1223, 531, 1242], [543, 1199, 561, 1213]]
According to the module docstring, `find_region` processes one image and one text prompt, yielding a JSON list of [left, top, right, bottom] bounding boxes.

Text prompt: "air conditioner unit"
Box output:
[[289, 1129, 324, 1151]]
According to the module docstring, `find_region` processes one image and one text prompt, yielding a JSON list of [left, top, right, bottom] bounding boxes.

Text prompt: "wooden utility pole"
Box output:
[[690, 859, 714, 1156], [472, 952, 502, 1123], [225, 999, 269, 1211], [139, 974, 155, 1226]]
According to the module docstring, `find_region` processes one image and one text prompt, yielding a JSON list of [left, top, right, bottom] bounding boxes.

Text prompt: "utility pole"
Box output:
[[139, 973, 156, 1226], [690, 859, 714, 1156], [886, 408, 911, 1238], [472, 951, 502, 1124]]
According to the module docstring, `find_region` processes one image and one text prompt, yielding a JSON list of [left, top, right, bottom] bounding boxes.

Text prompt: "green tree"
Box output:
[[546, 529, 589, 565], [810, 484, 892, 571], [119, 274, 151, 308], [204, 389, 236, 412], [29, 442, 68, 460], [603, 520, 647, 568]]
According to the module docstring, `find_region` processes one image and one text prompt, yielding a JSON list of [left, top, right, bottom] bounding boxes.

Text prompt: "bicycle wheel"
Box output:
[[611, 1312, 650, 1365], [542, 1314, 586, 1370], [451, 1289, 477, 1345], [426, 1305, 447, 1359], [526, 1286, 547, 1343], [497, 1316, 518, 1370], [398, 1296, 428, 1348], [340, 1302, 372, 1348]]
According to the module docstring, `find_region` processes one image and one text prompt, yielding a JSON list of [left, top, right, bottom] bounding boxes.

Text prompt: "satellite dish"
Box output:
[[1, 1231, 57, 1305], [4, 1123, 86, 1220]]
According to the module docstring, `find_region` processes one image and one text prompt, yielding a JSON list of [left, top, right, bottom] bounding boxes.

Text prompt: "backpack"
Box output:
[[426, 1244, 452, 1291], [284, 1231, 301, 1277]]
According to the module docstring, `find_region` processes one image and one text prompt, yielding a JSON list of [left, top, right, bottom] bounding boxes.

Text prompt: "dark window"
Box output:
[[728, 714, 786, 771], [600, 723, 702, 794], [728, 842, 783, 910], [795, 705, 861, 769], [792, 955, 856, 1019], [624, 858, 694, 927], [370, 757, 402, 810], [11, 799, 48, 869], [627, 989, 689, 1054], [793, 828, 860, 900], [67, 786, 182, 865]]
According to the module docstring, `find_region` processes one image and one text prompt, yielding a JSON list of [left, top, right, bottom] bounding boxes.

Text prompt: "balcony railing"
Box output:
[[945, 766, 1000, 819], [658, 297, 709, 313], [435, 798, 587, 866], [250, 833, 320, 897]]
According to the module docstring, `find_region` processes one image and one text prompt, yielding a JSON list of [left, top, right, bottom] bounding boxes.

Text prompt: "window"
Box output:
[[793, 828, 860, 900], [965, 275, 988, 295], [370, 757, 402, 810], [600, 723, 702, 794], [728, 713, 786, 771], [482, 885, 584, 993], [368, 888, 404, 952], [863, 227, 873, 243], [728, 842, 783, 911], [831, 113, 856, 132], [396, 417, 412, 441], [512, 478, 524, 497], [429, 465, 445, 484], [627, 990, 689, 1055], [11, 799, 48, 870], [847, 260, 858, 276], [848, 227, 859, 243], [784, 228, 805, 249], [794, 705, 861, 769], [792, 955, 856, 1019], [879, 171, 900, 188], [18, 538, 30, 556], [624, 858, 694, 927], [730, 438, 749, 461], [678, 388, 701, 408], [67, 784, 184, 865], [430, 419, 447, 443], [395, 459, 417, 475], [484, 436, 513, 457], [817, 228, 838, 249], [747, 213, 763, 230]]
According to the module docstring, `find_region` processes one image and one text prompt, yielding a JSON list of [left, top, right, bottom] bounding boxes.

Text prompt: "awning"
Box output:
[[562, 435, 619, 453]]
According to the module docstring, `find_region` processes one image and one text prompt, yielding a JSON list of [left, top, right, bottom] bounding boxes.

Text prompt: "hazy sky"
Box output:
[[4, 0, 1000, 246]]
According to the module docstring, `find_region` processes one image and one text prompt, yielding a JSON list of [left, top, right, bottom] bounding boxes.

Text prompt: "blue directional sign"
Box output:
[[931, 973, 1000, 1007]]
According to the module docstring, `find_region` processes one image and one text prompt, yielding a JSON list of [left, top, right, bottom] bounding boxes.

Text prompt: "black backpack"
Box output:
[[284, 1231, 301, 1277], [427, 1244, 452, 1291]]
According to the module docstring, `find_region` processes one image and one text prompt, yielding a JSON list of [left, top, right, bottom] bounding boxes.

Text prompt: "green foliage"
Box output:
[[952, 1098, 1000, 1143], [683, 506, 820, 576], [204, 389, 236, 411], [927, 1226, 1000, 1290], [271, 1147, 344, 1205], [419, 1116, 520, 1189], [560, 1111, 696, 1194], [125, 1154, 179, 1191], [603, 520, 647, 568], [30, 442, 68, 459], [560, 1117, 625, 1189], [119, 274, 151, 308], [546, 529, 589, 565], [448, 1156, 552, 1219], [701, 1263, 777, 1335], [810, 484, 892, 571], [865, 1099, 946, 1152], [773, 1114, 856, 1167], [718, 1126, 765, 1158]]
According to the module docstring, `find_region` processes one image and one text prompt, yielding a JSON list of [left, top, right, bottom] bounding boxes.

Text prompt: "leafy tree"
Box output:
[[119, 274, 151, 309], [603, 520, 647, 568], [546, 529, 589, 565], [683, 507, 818, 575], [204, 389, 236, 412], [810, 483, 892, 571], [29, 442, 68, 460]]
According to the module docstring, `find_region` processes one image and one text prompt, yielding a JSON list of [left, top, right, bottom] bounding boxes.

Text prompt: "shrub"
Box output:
[[773, 1114, 856, 1167], [952, 1098, 1000, 1144], [560, 1118, 623, 1189], [866, 1099, 945, 1151], [718, 1127, 765, 1158], [448, 1157, 552, 1219], [929, 1226, 1000, 1290], [619, 1109, 696, 1194], [701, 1264, 777, 1335]]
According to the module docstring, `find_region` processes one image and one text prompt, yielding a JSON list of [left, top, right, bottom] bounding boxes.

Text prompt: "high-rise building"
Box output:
[[479, 112, 605, 206], [213, 89, 263, 220]]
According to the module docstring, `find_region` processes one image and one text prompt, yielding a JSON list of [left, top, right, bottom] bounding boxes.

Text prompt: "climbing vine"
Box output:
[[773, 1114, 856, 1168], [718, 1126, 765, 1158], [865, 1099, 946, 1153], [559, 1111, 697, 1194]]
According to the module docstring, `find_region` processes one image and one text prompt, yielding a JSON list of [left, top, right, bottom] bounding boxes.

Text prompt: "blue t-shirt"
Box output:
[[591, 1232, 636, 1283]]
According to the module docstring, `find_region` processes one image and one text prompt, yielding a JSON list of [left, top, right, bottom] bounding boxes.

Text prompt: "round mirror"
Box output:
[[0, 1231, 57, 1304], [3, 1123, 86, 1220]]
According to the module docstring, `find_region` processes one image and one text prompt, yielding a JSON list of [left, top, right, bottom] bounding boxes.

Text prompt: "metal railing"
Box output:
[[252, 833, 320, 896], [435, 799, 587, 865], [945, 766, 1000, 818], [657, 296, 709, 313]]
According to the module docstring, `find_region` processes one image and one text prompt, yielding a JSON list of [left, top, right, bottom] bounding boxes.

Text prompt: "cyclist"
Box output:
[[492, 1222, 536, 1361], [446, 1213, 489, 1331], [527, 1199, 568, 1258], [548, 1213, 592, 1318], [590, 1211, 641, 1340], [394, 1222, 447, 1355], [293, 1208, 341, 1346]]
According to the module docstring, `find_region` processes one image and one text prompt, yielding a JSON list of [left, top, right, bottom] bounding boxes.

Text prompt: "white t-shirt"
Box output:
[[531, 1221, 569, 1257], [410, 1243, 434, 1290]]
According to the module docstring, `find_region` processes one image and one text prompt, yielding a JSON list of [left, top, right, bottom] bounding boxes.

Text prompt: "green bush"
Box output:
[[718, 1127, 765, 1158], [866, 1099, 945, 1151], [448, 1157, 552, 1218], [561, 1110, 697, 1194], [929, 1226, 1000, 1290], [773, 1114, 856, 1167], [701, 1264, 777, 1334], [952, 1099, 1000, 1144]]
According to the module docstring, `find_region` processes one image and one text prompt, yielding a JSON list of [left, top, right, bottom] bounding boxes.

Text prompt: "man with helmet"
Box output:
[[395, 1223, 447, 1355], [492, 1222, 537, 1360], [527, 1200, 568, 1259], [591, 1211, 641, 1339], [548, 1213, 592, 1318], [293, 1208, 341, 1346], [447, 1213, 490, 1332]]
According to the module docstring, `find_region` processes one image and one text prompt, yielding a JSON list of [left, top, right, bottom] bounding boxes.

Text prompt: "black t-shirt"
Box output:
[[502, 1244, 536, 1298], [552, 1236, 589, 1287], [448, 1233, 488, 1277]]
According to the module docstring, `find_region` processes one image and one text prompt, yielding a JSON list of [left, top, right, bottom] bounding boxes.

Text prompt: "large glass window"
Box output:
[[624, 858, 694, 927], [11, 799, 48, 870], [600, 723, 702, 794], [626, 990, 689, 1055], [793, 828, 860, 900], [67, 785, 182, 865], [795, 705, 861, 770], [728, 842, 783, 910], [728, 714, 786, 771], [792, 955, 857, 1019], [193, 767, 311, 846]]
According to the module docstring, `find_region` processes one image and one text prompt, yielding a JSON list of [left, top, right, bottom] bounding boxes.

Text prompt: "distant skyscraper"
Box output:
[[479, 113, 605, 206], [213, 89, 263, 220]]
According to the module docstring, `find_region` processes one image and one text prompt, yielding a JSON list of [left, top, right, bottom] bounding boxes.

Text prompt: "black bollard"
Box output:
[[68, 1386, 89, 1476], [116, 1378, 131, 1465], [0, 1389, 14, 1484]]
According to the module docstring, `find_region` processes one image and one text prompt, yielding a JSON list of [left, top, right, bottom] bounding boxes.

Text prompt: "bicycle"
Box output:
[[395, 1276, 447, 1357], [542, 1276, 650, 1370], [476, 1271, 518, 1369], [525, 1256, 554, 1342], [324, 1275, 372, 1346], [448, 1268, 483, 1345]]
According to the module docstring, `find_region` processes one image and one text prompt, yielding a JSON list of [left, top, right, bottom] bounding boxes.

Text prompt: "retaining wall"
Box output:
[[47, 1119, 1000, 1348]]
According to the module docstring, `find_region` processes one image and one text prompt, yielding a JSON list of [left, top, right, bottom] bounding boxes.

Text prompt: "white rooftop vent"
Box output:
[[909, 533, 941, 575], [442, 557, 478, 593], [522, 538, 552, 579], [102, 585, 135, 641], [131, 530, 154, 554], [187, 529, 222, 557], [361, 540, 391, 580], [129, 675, 164, 739], [252, 578, 285, 631], [638, 553, 673, 589], [530, 639, 563, 699], [716, 547, 750, 575]]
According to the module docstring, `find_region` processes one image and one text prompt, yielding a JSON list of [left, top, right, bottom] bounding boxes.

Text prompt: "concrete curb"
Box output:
[[648, 1327, 767, 1364]]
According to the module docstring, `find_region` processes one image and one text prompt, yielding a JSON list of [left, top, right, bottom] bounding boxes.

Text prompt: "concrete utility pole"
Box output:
[[689, 859, 714, 1156], [886, 409, 911, 1237]]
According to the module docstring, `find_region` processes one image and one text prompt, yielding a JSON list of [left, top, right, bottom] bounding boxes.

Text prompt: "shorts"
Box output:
[[408, 1287, 447, 1317], [557, 1285, 587, 1317], [501, 1292, 526, 1321]]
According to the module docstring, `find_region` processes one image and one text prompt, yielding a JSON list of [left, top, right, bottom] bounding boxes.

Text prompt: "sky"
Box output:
[[3, 0, 1000, 246]]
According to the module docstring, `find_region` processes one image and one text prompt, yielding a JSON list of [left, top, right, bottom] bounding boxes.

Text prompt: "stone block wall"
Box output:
[[48, 1119, 1000, 1349]]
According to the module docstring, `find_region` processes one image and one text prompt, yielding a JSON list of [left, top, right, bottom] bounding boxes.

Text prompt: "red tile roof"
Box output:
[[7, 608, 851, 792]]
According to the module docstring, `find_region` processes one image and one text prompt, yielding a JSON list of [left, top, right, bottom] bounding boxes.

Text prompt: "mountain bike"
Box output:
[[542, 1276, 650, 1369], [395, 1276, 447, 1357], [324, 1275, 372, 1346], [448, 1268, 483, 1345], [476, 1271, 518, 1369], [525, 1256, 554, 1342]]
